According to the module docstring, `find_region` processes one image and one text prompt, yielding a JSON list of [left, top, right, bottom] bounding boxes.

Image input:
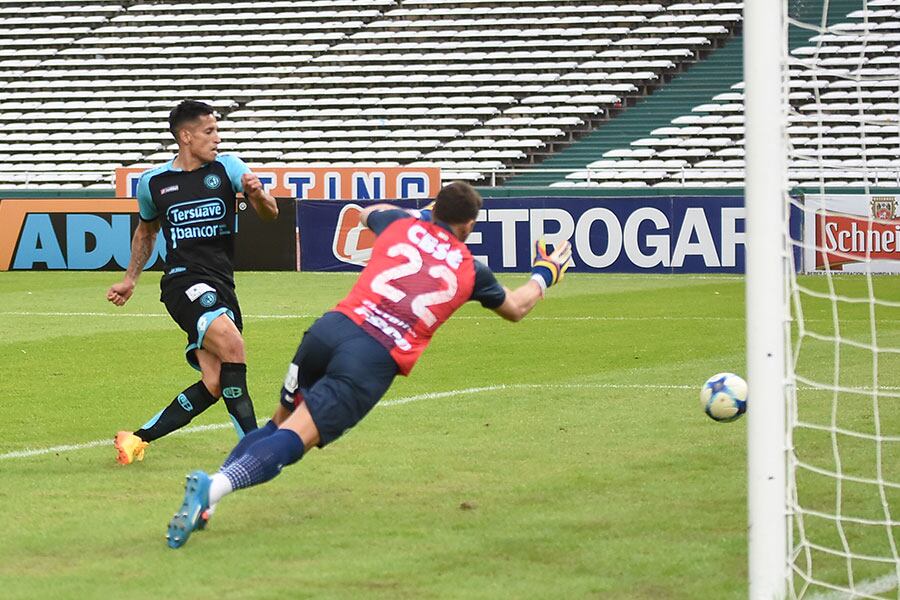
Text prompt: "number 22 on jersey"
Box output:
[[370, 242, 458, 327]]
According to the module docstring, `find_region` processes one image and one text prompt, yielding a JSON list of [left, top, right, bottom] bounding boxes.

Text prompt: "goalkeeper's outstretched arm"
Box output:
[[493, 239, 572, 322]]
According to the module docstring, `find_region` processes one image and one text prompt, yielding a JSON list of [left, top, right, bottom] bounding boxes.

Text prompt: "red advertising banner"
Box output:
[[115, 166, 441, 200], [804, 195, 900, 272], [815, 211, 900, 269]]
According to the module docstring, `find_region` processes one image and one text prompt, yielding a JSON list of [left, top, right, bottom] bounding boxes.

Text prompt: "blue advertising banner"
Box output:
[[299, 196, 772, 274], [0, 197, 297, 271]]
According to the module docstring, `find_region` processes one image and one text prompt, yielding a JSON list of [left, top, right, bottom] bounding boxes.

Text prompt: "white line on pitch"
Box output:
[[0, 382, 691, 461], [2, 310, 880, 323], [807, 573, 899, 599], [0, 310, 744, 321]]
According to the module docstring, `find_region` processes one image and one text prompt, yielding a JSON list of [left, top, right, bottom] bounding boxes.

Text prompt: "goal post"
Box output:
[[746, 0, 900, 597], [744, 0, 789, 598]]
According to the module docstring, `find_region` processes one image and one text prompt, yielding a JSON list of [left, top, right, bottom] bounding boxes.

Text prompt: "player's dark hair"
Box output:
[[433, 181, 482, 224], [168, 100, 216, 138]]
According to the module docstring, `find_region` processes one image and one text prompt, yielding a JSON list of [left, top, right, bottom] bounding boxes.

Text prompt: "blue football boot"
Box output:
[[166, 470, 211, 549]]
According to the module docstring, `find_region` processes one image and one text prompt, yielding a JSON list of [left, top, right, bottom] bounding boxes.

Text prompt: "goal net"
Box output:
[[749, 0, 900, 597]]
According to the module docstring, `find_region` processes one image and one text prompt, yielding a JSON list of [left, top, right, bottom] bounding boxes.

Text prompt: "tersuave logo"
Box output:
[[332, 204, 377, 266], [166, 198, 225, 226]]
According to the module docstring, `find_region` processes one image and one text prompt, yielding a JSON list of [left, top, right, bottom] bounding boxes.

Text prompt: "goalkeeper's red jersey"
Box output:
[[335, 216, 476, 375]]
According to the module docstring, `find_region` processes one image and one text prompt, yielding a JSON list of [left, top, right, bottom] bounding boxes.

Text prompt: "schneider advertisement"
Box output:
[[802, 194, 900, 273]]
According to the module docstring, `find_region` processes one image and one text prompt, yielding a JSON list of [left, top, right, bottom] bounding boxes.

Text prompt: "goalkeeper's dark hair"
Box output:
[[168, 100, 216, 138], [433, 181, 482, 225]]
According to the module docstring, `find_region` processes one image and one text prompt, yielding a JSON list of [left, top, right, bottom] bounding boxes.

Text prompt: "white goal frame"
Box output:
[[744, 0, 789, 598]]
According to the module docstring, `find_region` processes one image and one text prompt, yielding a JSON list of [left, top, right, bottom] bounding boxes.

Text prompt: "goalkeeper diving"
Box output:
[[165, 181, 573, 548]]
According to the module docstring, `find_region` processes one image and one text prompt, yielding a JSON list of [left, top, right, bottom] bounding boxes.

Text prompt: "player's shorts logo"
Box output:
[[204, 174, 222, 189], [199, 291, 217, 307]]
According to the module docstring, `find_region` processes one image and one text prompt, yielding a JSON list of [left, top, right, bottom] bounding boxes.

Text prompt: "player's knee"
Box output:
[[218, 332, 245, 362]]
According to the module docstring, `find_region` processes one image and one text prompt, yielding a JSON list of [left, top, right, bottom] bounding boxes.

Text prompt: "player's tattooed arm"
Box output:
[[107, 219, 160, 306]]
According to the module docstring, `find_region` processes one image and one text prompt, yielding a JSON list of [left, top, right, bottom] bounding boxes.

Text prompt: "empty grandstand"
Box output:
[[0, 0, 892, 190], [0, 0, 741, 189]]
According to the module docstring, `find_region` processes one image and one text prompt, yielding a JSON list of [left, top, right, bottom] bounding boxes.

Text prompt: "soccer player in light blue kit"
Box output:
[[107, 100, 278, 465]]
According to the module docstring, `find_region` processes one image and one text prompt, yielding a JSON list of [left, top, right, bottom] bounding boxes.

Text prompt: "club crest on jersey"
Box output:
[[333, 204, 377, 266], [204, 174, 222, 190]]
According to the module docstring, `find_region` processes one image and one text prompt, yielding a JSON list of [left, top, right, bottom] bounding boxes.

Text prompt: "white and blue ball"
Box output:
[[700, 372, 748, 422]]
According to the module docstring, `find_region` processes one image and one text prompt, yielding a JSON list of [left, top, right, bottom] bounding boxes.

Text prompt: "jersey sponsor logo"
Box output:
[[172, 223, 228, 243], [160, 185, 180, 195], [199, 291, 217, 308], [354, 300, 413, 351], [204, 174, 222, 190], [166, 198, 226, 227]]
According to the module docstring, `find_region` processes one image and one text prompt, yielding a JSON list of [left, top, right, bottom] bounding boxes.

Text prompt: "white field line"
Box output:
[[807, 573, 899, 599], [0, 382, 691, 461], [1, 310, 883, 323], [0, 310, 784, 322]]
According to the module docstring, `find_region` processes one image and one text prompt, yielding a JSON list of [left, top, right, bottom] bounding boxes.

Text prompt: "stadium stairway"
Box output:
[[502, 0, 862, 188], [501, 34, 745, 187]]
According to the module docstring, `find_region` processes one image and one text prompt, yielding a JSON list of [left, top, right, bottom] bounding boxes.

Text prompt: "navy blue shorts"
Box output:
[[280, 311, 398, 446]]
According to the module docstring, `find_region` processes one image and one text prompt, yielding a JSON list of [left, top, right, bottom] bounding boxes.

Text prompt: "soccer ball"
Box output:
[[700, 372, 748, 422]]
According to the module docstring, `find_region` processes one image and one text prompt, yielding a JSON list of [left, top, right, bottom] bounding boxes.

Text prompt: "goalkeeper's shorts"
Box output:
[[280, 311, 398, 446]]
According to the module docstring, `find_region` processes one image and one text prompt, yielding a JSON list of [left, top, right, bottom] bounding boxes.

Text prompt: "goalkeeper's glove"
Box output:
[[531, 238, 572, 293]]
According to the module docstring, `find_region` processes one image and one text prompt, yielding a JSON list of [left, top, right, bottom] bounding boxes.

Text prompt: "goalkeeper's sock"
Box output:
[[221, 420, 278, 469], [135, 381, 217, 442], [208, 474, 232, 507], [220, 362, 257, 439], [218, 429, 305, 493]]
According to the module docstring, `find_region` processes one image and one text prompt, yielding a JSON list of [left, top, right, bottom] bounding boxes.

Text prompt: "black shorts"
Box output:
[[161, 278, 243, 371], [280, 311, 398, 446]]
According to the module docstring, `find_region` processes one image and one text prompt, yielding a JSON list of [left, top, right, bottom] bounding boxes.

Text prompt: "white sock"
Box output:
[[209, 472, 234, 505]]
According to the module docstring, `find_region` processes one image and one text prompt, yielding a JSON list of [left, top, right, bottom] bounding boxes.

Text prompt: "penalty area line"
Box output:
[[0, 382, 692, 461]]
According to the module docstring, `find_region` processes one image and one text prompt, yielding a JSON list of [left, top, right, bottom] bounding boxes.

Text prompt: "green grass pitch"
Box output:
[[0, 271, 896, 599]]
